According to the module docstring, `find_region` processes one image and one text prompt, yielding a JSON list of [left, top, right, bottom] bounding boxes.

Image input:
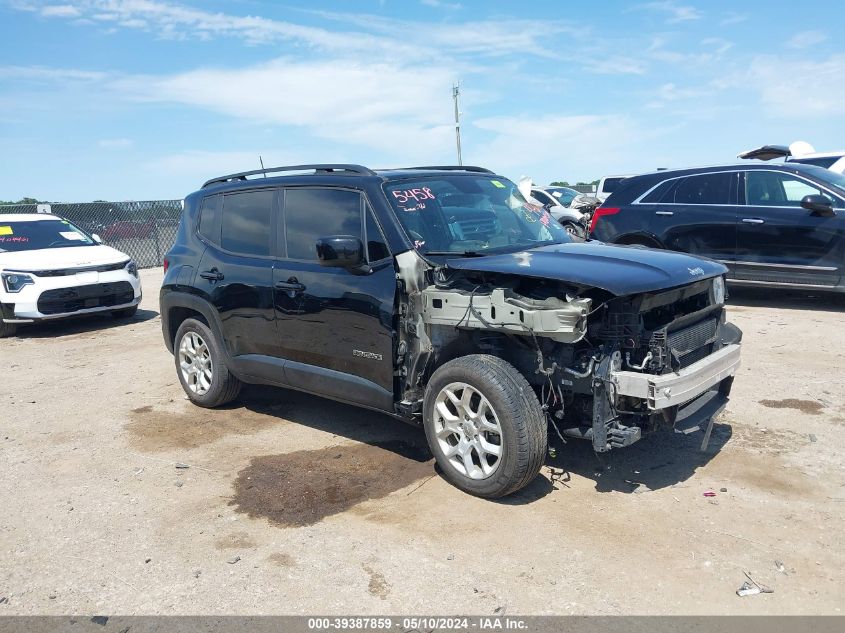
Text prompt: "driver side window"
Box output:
[[745, 172, 825, 207]]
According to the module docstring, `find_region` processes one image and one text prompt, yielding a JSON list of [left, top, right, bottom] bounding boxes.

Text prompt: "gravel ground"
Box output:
[[2, 267, 844, 615]]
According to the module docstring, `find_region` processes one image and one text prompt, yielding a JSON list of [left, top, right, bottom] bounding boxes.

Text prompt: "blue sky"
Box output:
[[0, 0, 842, 201]]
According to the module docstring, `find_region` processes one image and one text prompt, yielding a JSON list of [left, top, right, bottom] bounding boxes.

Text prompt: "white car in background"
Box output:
[[739, 140, 845, 174], [0, 214, 142, 337], [595, 174, 635, 201]]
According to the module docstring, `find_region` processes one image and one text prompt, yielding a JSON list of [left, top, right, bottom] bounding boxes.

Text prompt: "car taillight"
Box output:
[[589, 207, 620, 233], [163, 257, 169, 273]]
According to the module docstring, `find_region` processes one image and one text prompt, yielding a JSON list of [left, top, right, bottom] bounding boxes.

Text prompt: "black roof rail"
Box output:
[[202, 164, 376, 188], [392, 165, 495, 174]]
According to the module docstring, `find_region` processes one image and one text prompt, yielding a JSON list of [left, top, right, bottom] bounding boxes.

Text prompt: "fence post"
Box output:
[[152, 220, 162, 266]]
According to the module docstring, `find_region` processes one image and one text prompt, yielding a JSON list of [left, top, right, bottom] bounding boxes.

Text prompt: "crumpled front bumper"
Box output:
[[612, 343, 742, 410]]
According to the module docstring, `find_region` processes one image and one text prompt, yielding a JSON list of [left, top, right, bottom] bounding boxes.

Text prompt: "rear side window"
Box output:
[[671, 173, 733, 205], [283, 188, 362, 261], [198, 195, 221, 245], [640, 179, 678, 203], [221, 189, 274, 256], [601, 178, 625, 193]]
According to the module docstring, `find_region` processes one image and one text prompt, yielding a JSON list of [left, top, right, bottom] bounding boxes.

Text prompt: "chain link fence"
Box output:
[[0, 200, 182, 269]]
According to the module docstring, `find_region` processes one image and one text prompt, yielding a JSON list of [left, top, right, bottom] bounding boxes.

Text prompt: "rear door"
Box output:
[[272, 187, 396, 397], [194, 188, 281, 358], [638, 171, 739, 266], [735, 170, 845, 287]]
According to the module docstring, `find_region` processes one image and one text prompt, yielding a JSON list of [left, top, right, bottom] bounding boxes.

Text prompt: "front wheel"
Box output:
[[423, 355, 547, 498], [174, 318, 241, 407], [561, 220, 587, 241]]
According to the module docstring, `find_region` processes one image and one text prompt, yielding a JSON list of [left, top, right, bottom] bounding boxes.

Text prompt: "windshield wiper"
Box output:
[[423, 250, 485, 257]]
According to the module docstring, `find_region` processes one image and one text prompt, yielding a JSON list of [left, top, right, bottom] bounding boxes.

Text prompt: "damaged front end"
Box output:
[[395, 250, 741, 452]]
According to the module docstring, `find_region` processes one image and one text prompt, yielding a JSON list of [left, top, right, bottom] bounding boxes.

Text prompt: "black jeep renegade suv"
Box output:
[[161, 164, 742, 498]]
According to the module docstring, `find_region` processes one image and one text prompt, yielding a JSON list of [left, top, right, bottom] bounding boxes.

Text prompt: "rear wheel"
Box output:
[[174, 318, 241, 407], [423, 355, 547, 498], [0, 304, 17, 338]]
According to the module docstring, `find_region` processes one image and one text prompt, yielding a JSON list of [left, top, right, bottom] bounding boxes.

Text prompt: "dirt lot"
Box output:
[[2, 267, 844, 615]]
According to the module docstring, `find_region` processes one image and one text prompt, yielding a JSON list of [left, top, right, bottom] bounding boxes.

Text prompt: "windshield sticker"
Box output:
[[0, 236, 29, 243], [59, 231, 85, 241], [0, 226, 12, 236], [490, 180, 506, 189], [413, 240, 426, 249], [392, 188, 435, 205]]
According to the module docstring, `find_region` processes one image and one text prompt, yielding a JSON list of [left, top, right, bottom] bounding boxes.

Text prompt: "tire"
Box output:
[[0, 304, 17, 338], [423, 354, 547, 498], [561, 221, 587, 241], [174, 318, 242, 408], [111, 305, 138, 319]]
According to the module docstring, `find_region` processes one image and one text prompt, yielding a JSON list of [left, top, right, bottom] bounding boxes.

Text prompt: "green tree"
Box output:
[[550, 181, 570, 187]]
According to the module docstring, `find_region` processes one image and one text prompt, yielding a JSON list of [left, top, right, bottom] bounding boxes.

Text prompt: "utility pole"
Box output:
[[452, 82, 462, 166]]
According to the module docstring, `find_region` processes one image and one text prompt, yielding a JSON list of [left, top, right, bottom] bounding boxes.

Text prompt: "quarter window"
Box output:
[[365, 204, 390, 261], [745, 171, 824, 206], [221, 190, 273, 256], [284, 188, 362, 261], [198, 194, 221, 245]]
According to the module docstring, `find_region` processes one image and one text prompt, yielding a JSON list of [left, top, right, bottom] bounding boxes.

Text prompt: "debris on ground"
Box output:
[[227, 556, 241, 565], [175, 463, 190, 469], [703, 490, 717, 497], [775, 561, 787, 574], [809, 434, 818, 443], [736, 571, 773, 597], [720, 487, 728, 493], [447, 554, 455, 561]]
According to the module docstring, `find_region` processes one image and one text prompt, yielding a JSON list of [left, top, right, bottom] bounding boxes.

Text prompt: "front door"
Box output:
[[735, 170, 845, 287], [273, 187, 396, 397]]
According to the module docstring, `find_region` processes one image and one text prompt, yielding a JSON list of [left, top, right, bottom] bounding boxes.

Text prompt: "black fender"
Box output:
[[159, 288, 228, 356]]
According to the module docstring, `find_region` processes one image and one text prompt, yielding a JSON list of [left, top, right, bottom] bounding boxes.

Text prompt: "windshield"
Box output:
[[797, 165, 845, 196], [384, 175, 571, 256], [0, 219, 95, 252], [548, 187, 578, 206]]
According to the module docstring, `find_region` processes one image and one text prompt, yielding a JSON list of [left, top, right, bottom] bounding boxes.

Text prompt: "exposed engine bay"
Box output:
[[394, 251, 742, 452]]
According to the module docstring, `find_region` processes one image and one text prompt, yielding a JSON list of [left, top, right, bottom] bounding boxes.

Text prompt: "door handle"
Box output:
[[199, 268, 224, 281], [741, 218, 765, 224], [275, 280, 306, 292], [655, 211, 674, 216]]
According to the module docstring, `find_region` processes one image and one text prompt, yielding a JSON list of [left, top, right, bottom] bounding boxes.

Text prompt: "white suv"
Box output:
[[0, 213, 142, 337]]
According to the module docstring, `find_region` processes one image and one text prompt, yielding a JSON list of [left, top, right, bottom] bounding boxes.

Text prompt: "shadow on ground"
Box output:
[[727, 286, 845, 313], [230, 385, 729, 513], [544, 420, 732, 494], [11, 308, 158, 338]]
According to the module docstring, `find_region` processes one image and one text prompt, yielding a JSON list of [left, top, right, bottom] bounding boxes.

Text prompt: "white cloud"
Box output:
[[786, 30, 828, 50], [471, 114, 671, 181], [111, 58, 458, 158], [0, 65, 105, 82], [40, 4, 81, 18], [748, 54, 845, 117], [639, 1, 703, 23], [15, 0, 563, 61], [420, 0, 462, 9]]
